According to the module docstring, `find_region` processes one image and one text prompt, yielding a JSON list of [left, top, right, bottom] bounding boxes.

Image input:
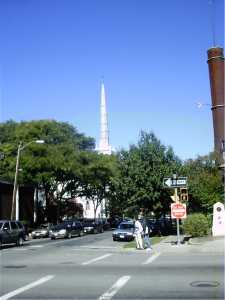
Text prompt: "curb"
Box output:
[[188, 238, 202, 245]]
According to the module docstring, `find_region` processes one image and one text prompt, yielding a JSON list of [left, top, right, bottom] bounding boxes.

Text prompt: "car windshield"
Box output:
[[83, 220, 95, 225], [118, 223, 134, 229], [53, 223, 69, 230]]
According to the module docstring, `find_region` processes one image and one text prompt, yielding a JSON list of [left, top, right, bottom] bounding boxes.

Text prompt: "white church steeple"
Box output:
[[98, 82, 112, 155]]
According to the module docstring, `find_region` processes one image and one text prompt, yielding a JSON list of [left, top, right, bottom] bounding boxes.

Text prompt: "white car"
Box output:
[[31, 225, 50, 239]]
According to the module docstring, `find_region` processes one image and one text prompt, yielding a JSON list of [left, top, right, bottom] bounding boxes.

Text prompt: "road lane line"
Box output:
[[28, 245, 44, 248], [142, 252, 161, 265], [82, 253, 112, 265], [0, 275, 54, 300], [98, 275, 130, 300]]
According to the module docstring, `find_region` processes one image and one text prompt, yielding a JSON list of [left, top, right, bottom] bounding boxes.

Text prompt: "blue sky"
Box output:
[[0, 0, 224, 160]]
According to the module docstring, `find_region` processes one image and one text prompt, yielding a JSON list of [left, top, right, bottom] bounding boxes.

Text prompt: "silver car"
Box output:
[[31, 224, 51, 239], [112, 221, 135, 241]]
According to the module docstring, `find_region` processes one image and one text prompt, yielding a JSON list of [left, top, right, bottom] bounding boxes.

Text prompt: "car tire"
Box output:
[[79, 230, 84, 237], [113, 237, 117, 241], [51, 237, 55, 240], [16, 236, 23, 247]]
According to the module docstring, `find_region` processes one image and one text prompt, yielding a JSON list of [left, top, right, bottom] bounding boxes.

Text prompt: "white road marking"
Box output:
[[98, 275, 131, 300], [0, 275, 54, 300], [82, 253, 112, 265], [78, 246, 118, 250], [142, 252, 161, 265], [28, 245, 44, 248]]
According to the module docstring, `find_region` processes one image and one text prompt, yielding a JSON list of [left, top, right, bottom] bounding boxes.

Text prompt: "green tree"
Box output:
[[110, 131, 181, 218], [182, 152, 223, 214], [0, 120, 95, 223], [79, 152, 117, 219]]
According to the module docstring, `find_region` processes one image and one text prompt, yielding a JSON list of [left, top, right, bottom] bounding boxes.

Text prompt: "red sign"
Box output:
[[171, 203, 187, 219]]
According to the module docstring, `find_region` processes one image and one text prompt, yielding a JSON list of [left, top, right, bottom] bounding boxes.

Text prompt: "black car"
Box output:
[[83, 219, 104, 234], [0, 220, 26, 247], [50, 220, 84, 239]]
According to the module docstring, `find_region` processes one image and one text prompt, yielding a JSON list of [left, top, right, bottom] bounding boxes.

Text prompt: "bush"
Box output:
[[182, 213, 210, 237]]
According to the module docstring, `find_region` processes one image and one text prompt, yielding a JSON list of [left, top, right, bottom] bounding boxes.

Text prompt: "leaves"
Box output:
[[109, 131, 181, 217]]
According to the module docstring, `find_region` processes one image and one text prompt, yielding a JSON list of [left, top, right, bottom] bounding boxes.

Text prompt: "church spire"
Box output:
[[98, 81, 112, 155]]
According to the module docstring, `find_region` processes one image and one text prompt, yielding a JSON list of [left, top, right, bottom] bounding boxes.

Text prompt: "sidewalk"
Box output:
[[151, 235, 225, 254]]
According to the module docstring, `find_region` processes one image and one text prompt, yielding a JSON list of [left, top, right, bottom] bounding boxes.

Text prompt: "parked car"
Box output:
[[112, 220, 135, 241], [0, 220, 26, 247], [83, 219, 104, 234], [50, 220, 84, 239], [108, 217, 123, 229], [102, 219, 111, 230], [31, 224, 52, 239]]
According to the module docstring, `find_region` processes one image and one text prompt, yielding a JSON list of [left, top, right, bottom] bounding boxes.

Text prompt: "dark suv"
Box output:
[[0, 220, 26, 247], [82, 219, 104, 234]]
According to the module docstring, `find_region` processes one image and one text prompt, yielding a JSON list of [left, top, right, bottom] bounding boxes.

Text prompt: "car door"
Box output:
[[11, 221, 20, 242], [1, 221, 11, 243], [72, 221, 78, 236]]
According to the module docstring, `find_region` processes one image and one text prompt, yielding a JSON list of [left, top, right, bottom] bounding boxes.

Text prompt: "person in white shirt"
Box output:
[[134, 218, 144, 249]]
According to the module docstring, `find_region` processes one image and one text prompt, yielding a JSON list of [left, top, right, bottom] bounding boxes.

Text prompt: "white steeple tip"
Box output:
[[98, 81, 112, 155]]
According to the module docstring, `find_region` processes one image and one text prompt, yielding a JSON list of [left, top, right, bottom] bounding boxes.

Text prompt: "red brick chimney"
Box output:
[[207, 47, 225, 161]]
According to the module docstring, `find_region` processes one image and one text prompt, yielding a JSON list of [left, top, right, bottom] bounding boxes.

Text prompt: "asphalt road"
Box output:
[[0, 231, 224, 300]]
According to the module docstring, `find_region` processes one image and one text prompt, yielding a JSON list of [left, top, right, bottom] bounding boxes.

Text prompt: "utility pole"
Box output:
[[11, 142, 22, 220]]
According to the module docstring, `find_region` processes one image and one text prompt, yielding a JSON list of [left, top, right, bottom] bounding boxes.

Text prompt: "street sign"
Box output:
[[171, 203, 187, 219], [170, 195, 180, 202], [163, 177, 187, 188]]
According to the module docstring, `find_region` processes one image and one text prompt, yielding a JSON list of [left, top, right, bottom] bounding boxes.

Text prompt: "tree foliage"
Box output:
[[109, 131, 181, 217], [0, 120, 95, 222], [182, 152, 223, 214]]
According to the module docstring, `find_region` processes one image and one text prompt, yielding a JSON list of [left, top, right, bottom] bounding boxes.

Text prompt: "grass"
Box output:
[[123, 236, 166, 249]]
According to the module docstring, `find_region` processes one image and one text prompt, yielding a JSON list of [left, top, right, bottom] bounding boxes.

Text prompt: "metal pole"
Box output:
[[11, 142, 22, 220], [175, 187, 181, 246]]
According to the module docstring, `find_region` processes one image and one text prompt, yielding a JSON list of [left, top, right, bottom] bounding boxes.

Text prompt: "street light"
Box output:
[[11, 140, 45, 220]]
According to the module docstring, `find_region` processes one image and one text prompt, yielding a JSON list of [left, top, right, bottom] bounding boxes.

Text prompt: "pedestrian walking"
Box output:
[[134, 218, 144, 249], [143, 224, 152, 251]]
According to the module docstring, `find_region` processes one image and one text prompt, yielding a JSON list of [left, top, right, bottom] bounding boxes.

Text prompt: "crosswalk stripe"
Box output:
[[142, 252, 161, 265], [82, 253, 112, 265], [0, 275, 54, 300], [98, 276, 130, 300]]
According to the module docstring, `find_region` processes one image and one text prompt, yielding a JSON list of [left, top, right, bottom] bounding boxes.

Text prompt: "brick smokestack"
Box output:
[[207, 47, 225, 162]]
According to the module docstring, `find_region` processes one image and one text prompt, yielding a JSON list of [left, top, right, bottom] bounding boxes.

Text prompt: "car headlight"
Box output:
[[59, 229, 66, 234]]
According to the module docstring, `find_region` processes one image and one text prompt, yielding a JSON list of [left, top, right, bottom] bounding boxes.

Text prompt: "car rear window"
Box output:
[[119, 223, 134, 229], [11, 221, 18, 229], [16, 222, 23, 229]]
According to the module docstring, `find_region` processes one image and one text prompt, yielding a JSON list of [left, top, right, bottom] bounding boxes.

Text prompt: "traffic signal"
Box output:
[[180, 188, 188, 201]]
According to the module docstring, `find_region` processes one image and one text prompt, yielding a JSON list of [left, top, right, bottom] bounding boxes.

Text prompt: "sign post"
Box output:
[[171, 202, 187, 245], [164, 174, 188, 246], [175, 187, 180, 246]]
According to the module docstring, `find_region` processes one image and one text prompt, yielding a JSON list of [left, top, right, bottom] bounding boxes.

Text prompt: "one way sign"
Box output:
[[163, 177, 187, 188]]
